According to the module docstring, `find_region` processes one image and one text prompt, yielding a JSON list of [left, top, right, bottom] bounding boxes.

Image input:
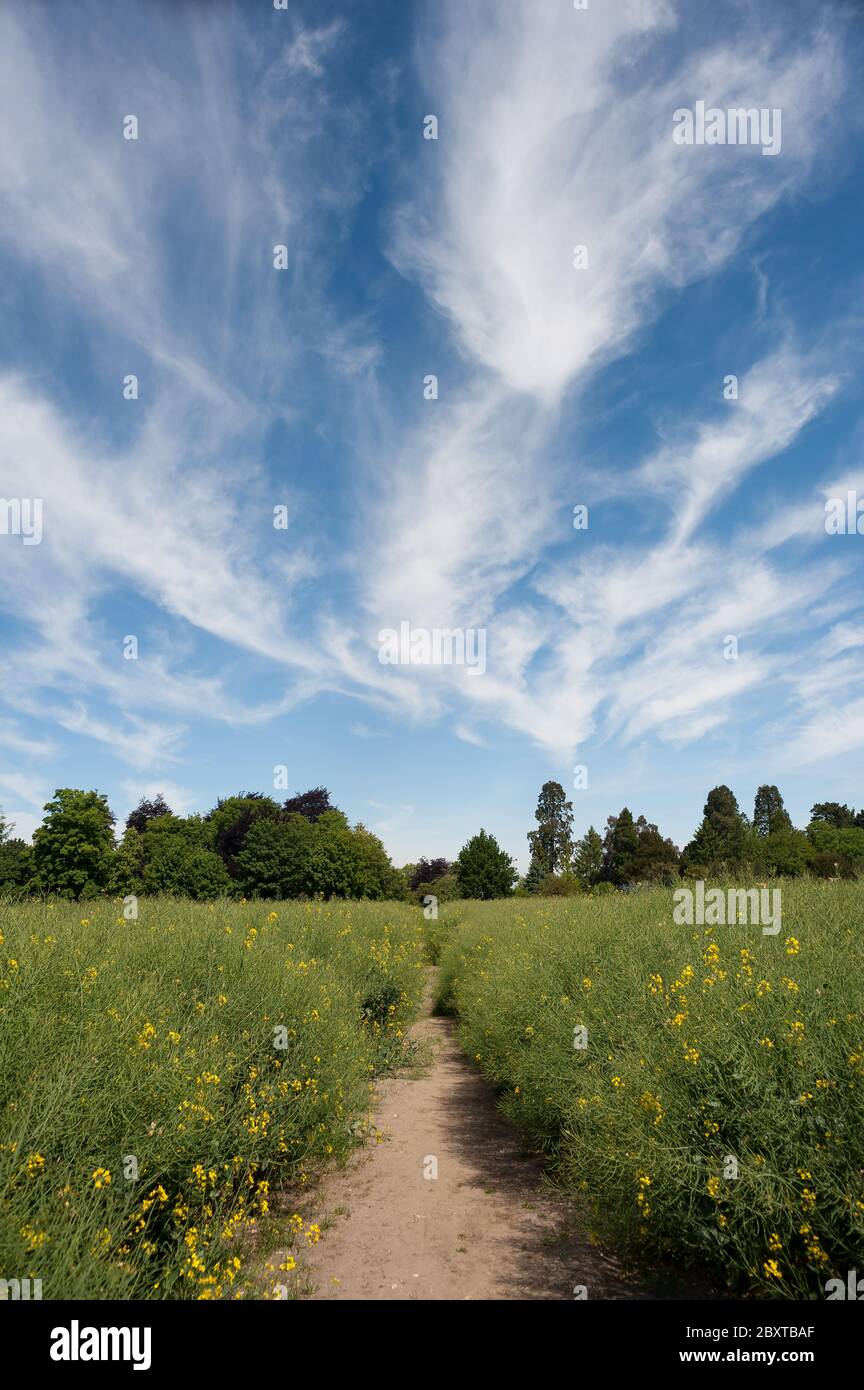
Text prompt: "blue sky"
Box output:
[[1, 0, 863, 870]]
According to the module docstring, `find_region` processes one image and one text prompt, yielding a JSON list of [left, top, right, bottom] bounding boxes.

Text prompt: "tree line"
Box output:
[[401, 781, 864, 901], [0, 780, 862, 903], [0, 788, 403, 902], [514, 781, 864, 896]]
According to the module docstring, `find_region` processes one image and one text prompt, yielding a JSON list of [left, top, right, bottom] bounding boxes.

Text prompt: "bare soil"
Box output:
[[262, 972, 711, 1301]]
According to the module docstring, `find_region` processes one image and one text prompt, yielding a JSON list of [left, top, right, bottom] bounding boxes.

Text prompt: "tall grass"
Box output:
[[435, 883, 864, 1297], [0, 897, 425, 1299]]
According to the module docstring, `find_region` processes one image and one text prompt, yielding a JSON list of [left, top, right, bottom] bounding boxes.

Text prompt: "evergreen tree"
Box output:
[[601, 808, 640, 885], [810, 802, 856, 829], [599, 810, 678, 884], [704, 785, 748, 839], [523, 853, 547, 893], [527, 780, 575, 878], [753, 784, 792, 836], [572, 825, 603, 884], [455, 829, 518, 899], [682, 785, 749, 872], [630, 816, 680, 882], [680, 819, 726, 873]]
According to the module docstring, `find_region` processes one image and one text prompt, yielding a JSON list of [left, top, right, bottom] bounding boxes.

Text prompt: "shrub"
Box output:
[[413, 872, 460, 907], [537, 872, 583, 897]]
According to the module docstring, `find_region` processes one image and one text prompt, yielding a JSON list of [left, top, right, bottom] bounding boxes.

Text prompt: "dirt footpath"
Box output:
[[264, 973, 703, 1301]]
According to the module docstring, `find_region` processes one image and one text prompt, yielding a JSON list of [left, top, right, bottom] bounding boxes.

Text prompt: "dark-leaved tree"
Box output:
[[206, 793, 282, 879], [283, 787, 340, 822], [409, 857, 451, 891], [126, 794, 173, 834]]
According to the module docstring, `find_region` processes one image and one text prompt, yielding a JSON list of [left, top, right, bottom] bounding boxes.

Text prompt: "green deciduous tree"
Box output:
[[0, 808, 34, 895], [112, 813, 232, 900], [205, 794, 282, 879], [141, 837, 233, 899], [805, 822, 864, 878], [415, 872, 460, 905], [236, 814, 315, 898], [236, 811, 401, 900], [537, 871, 582, 897], [311, 817, 403, 900], [757, 828, 812, 877], [32, 789, 116, 899], [110, 826, 145, 896]]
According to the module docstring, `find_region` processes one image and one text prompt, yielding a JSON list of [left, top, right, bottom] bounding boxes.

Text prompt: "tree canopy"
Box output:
[[526, 780, 574, 883], [4, 775, 863, 905], [455, 829, 518, 899], [32, 789, 116, 899]]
